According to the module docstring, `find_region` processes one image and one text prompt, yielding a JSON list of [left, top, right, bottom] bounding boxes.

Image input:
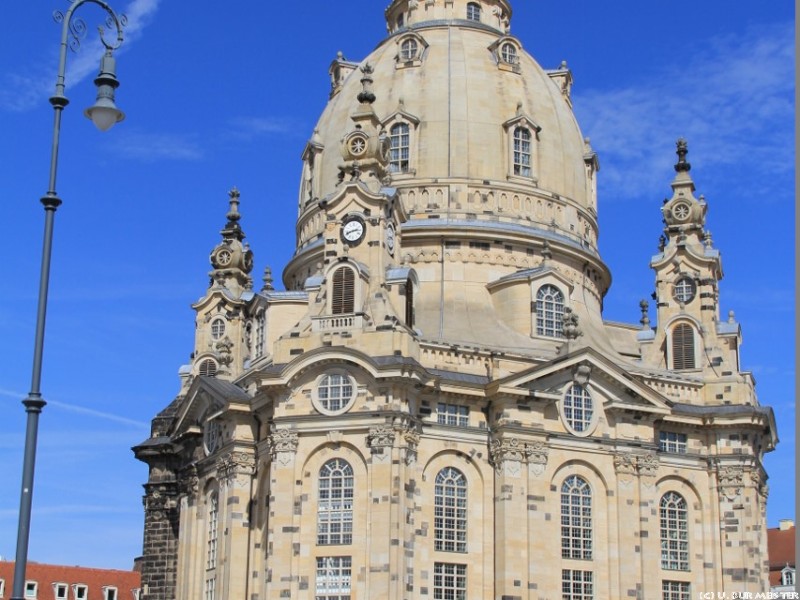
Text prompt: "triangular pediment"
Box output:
[[172, 376, 252, 437], [490, 347, 672, 416]]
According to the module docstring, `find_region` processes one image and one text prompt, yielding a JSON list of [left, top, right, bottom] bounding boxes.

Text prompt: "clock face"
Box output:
[[341, 216, 366, 245]]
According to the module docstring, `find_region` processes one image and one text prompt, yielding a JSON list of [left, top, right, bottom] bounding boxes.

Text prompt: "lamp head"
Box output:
[[84, 50, 125, 131]]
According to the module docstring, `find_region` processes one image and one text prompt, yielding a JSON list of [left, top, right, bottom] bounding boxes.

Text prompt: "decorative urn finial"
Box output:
[[674, 138, 691, 173]]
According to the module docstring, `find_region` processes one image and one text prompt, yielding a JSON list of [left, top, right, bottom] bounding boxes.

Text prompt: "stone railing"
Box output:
[[311, 314, 364, 332]]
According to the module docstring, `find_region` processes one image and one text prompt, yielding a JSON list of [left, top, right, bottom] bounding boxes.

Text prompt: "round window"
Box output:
[[562, 384, 595, 435], [313, 372, 356, 415], [210, 318, 226, 340], [673, 277, 696, 304]]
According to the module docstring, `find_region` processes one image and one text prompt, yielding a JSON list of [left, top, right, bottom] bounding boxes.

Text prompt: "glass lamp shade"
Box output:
[[85, 102, 125, 131]]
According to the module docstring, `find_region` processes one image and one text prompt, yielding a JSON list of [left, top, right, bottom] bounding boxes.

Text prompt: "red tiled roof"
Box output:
[[0, 562, 140, 600], [767, 525, 796, 587]]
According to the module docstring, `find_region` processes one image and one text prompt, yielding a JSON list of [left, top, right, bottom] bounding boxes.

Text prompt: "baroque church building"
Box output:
[[134, 1, 777, 599]]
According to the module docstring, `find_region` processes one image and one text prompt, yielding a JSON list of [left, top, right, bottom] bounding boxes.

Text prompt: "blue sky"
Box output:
[[0, 1, 794, 570]]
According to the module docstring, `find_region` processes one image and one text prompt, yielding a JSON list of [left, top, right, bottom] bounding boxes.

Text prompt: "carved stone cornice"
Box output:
[[636, 452, 659, 478], [216, 450, 256, 484], [269, 428, 299, 457], [178, 465, 199, 496], [367, 425, 396, 454], [401, 426, 421, 466], [613, 452, 637, 476], [143, 483, 179, 521], [525, 440, 549, 476], [717, 464, 745, 500], [489, 435, 526, 476]]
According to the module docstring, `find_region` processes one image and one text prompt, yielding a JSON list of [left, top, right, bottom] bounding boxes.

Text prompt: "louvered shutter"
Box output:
[[332, 268, 355, 314], [672, 324, 695, 370]]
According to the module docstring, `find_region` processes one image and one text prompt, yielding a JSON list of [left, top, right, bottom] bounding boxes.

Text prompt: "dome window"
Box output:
[[466, 2, 481, 22], [210, 317, 226, 340], [501, 42, 518, 65], [390, 123, 411, 173], [535, 284, 565, 338], [513, 127, 532, 177], [400, 38, 418, 62]]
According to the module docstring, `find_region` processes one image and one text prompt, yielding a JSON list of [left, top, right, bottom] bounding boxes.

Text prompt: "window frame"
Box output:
[[317, 458, 355, 546], [466, 2, 481, 22], [662, 580, 691, 600], [103, 587, 118, 600], [660, 491, 689, 571], [535, 284, 565, 338], [659, 431, 688, 454], [562, 384, 595, 435], [513, 126, 533, 177], [434, 466, 468, 553], [501, 42, 519, 65], [389, 122, 411, 174], [313, 371, 357, 416], [53, 583, 68, 600], [433, 562, 467, 600], [561, 569, 594, 600], [561, 475, 593, 560], [24, 582, 37, 599], [315, 556, 352, 600], [73, 585, 88, 600], [436, 402, 469, 427]]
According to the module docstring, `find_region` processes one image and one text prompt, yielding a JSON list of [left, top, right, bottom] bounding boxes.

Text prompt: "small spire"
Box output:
[[262, 266, 274, 291], [674, 138, 691, 173], [639, 299, 650, 329], [357, 63, 376, 104], [728, 310, 735, 323], [221, 187, 245, 242]]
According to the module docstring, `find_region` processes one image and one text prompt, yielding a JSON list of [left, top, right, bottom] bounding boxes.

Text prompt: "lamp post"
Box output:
[[12, 3, 125, 599]]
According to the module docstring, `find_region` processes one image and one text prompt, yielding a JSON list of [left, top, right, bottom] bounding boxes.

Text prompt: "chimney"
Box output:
[[779, 519, 795, 531]]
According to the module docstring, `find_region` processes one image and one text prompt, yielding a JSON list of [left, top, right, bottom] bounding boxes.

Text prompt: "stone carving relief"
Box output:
[[268, 428, 299, 467], [636, 452, 660, 481], [216, 451, 256, 486], [525, 440, 549, 476], [367, 425, 396, 461], [144, 484, 179, 522], [717, 464, 745, 500]]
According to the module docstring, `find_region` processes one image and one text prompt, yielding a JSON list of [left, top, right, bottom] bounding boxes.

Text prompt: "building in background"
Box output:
[[768, 519, 796, 598], [133, 1, 777, 598], [0, 561, 140, 600]]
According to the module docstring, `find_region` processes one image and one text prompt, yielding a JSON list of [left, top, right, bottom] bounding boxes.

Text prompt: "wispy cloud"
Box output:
[[226, 116, 303, 141], [575, 22, 794, 201], [110, 130, 204, 161], [0, 0, 160, 112], [0, 390, 149, 428]]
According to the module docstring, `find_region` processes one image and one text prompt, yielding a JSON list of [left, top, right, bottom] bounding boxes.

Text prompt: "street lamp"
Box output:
[[12, 2, 126, 599]]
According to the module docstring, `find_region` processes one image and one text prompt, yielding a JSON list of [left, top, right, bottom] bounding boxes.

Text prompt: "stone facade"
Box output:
[[134, 1, 776, 599]]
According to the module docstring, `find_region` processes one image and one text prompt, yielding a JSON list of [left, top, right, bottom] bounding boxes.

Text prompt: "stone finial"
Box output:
[[704, 230, 713, 248], [674, 138, 691, 173], [220, 187, 245, 242], [639, 299, 650, 329], [357, 63, 376, 104], [541, 240, 552, 262], [262, 266, 274, 291], [728, 310, 735, 323]]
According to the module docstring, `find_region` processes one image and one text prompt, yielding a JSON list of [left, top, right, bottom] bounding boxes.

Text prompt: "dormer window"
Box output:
[[501, 42, 518, 65], [73, 585, 88, 600], [466, 2, 481, 21], [198, 358, 218, 377], [54, 584, 68, 600], [103, 587, 118, 600], [400, 38, 418, 62], [24, 582, 37, 599], [513, 127, 532, 176], [535, 284, 565, 338], [782, 567, 795, 586], [390, 123, 411, 173]]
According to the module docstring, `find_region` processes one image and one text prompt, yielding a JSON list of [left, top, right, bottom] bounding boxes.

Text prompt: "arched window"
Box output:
[[563, 384, 593, 433], [660, 491, 689, 570], [205, 490, 219, 600], [399, 38, 418, 61], [501, 42, 518, 64], [434, 467, 467, 552], [210, 318, 226, 340], [671, 323, 696, 370], [782, 567, 795, 586], [513, 126, 532, 176], [199, 359, 218, 378], [561, 475, 592, 560], [405, 277, 414, 327], [318, 458, 354, 545], [466, 2, 481, 21], [331, 267, 355, 314], [390, 123, 411, 173], [536, 284, 564, 338]]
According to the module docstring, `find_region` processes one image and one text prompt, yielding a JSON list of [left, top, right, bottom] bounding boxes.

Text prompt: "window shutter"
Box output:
[[405, 278, 414, 327], [199, 359, 217, 377], [672, 324, 695, 369], [332, 268, 355, 314]]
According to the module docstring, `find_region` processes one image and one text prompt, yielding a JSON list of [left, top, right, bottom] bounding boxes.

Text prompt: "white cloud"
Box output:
[[0, 391, 149, 429], [112, 131, 204, 161], [0, 0, 160, 112], [574, 22, 794, 201]]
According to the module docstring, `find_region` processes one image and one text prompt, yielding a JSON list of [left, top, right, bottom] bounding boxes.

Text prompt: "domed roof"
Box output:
[[305, 0, 595, 214]]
